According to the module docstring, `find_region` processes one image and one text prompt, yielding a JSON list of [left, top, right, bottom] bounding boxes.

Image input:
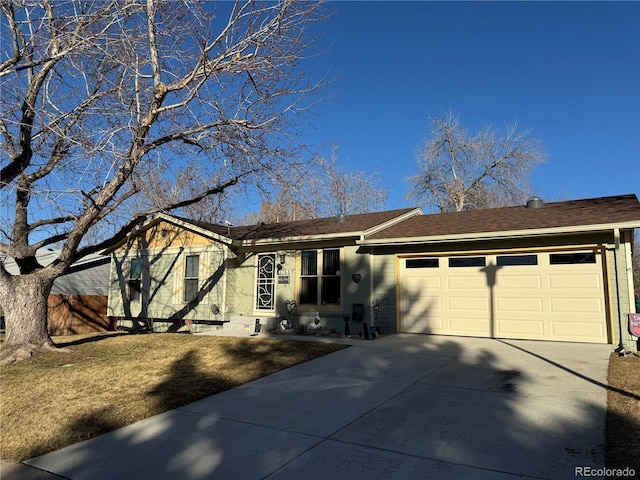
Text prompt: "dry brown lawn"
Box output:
[[605, 353, 640, 476], [0, 333, 346, 462], [2, 333, 638, 469]]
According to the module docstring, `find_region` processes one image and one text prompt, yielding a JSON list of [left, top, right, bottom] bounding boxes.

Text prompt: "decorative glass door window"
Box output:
[[256, 254, 276, 310]]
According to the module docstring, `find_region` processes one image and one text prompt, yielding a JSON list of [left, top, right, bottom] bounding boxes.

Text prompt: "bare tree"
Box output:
[[0, 0, 326, 361], [306, 149, 389, 217], [244, 146, 389, 223], [406, 109, 546, 212]]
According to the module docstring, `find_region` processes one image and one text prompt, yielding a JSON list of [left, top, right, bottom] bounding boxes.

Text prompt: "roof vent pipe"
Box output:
[[526, 197, 544, 209]]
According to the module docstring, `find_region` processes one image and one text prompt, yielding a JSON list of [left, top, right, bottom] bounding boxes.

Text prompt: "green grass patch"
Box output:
[[0, 333, 346, 462]]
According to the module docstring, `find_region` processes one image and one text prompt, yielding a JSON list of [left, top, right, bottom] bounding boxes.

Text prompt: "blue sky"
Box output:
[[297, 1, 640, 212]]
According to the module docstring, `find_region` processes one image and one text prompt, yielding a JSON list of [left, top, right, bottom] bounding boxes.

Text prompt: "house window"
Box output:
[[256, 254, 276, 310], [184, 255, 200, 302], [449, 256, 486, 267], [496, 254, 538, 266], [406, 258, 439, 268], [300, 249, 341, 305], [128, 258, 142, 302], [550, 252, 596, 265]]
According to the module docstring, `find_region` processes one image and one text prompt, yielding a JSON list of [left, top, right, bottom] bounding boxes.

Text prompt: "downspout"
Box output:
[[612, 229, 626, 353], [369, 246, 375, 330], [221, 246, 228, 322], [601, 244, 616, 346]]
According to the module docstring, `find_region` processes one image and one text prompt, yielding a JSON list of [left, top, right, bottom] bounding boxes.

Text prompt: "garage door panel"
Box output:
[[549, 298, 604, 313], [497, 297, 544, 313], [496, 275, 542, 289], [403, 298, 443, 317], [549, 274, 601, 289], [405, 275, 442, 289], [448, 296, 489, 311], [449, 317, 490, 334], [497, 319, 545, 336], [550, 322, 605, 341], [404, 315, 444, 334], [448, 276, 486, 289]]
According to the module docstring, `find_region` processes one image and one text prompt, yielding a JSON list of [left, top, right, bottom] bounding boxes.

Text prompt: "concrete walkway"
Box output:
[[16, 334, 610, 480]]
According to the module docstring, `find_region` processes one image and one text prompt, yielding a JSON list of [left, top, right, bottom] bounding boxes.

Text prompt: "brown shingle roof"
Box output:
[[364, 194, 640, 242], [181, 208, 419, 241]]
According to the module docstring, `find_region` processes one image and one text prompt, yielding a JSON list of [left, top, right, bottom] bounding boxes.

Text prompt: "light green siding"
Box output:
[[226, 252, 258, 316], [108, 244, 228, 331], [608, 229, 636, 351], [372, 252, 398, 333]]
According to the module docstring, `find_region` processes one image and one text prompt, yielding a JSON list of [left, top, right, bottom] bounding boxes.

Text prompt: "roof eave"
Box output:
[[236, 231, 363, 247], [104, 213, 233, 253], [358, 221, 640, 246]]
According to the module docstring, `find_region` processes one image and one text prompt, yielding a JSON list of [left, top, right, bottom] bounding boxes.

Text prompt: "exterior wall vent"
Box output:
[[526, 197, 544, 209]]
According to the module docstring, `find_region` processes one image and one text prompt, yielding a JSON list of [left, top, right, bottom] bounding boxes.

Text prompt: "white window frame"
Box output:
[[128, 257, 142, 302], [299, 249, 341, 306], [183, 254, 200, 302]]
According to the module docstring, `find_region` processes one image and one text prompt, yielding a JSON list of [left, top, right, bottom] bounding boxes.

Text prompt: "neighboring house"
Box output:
[[107, 194, 640, 351], [2, 249, 114, 335]]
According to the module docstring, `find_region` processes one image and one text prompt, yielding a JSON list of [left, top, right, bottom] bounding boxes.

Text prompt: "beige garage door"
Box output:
[[399, 251, 608, 343]]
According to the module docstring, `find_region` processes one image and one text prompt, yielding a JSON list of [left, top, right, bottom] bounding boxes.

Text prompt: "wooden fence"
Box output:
[[47, 294, 116, 335]]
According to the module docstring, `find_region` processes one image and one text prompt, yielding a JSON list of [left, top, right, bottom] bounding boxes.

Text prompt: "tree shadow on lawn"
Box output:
[[20, 339, 343, 461], [23, 333, 619, 480], [53, 332, 129, 348]]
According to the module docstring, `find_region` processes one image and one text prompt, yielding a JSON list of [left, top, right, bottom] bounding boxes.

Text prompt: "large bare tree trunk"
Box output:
[[0, 273, 56, 363]]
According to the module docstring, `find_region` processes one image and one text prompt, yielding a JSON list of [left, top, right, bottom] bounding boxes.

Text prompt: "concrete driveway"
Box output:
[[20, 334, 610, 479]]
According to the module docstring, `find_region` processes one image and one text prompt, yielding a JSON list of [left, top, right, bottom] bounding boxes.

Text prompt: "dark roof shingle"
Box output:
[[364, 194, 640, 241], [182, 208, 418, 241]]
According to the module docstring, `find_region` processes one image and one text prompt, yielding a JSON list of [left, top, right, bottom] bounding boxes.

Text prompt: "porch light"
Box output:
[[278, 252, 286, 265]]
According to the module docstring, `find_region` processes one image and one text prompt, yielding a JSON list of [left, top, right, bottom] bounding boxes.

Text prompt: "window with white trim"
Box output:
[[184, 254, 200, 302], [256, 254, 276, 310], [300, 249, 341, 305], [128, 258, 142, 302]]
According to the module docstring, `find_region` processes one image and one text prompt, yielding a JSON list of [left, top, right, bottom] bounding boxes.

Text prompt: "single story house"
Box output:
[[107, 194, 640, 351], [2, 249, 114, 334]]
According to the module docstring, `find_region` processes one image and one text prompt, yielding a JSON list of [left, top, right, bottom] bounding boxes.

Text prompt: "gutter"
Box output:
[[358, 221, 640, 246], [235, 232, 363, 247]]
